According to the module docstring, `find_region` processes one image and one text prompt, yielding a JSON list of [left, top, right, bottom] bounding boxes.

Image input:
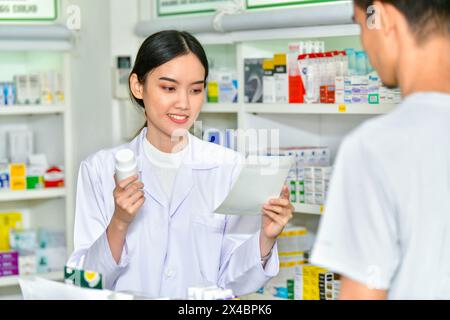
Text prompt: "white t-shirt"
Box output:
[[142, 137, 188, 201], [311, 92, 450, 300]]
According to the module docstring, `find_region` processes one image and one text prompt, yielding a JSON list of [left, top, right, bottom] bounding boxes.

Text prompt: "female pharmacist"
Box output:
[[67, 30, 294, 299]]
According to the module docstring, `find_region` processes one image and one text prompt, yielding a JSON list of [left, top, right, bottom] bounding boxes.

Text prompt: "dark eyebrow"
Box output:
[[159, 77, 205, 85], [159, 77, 178, 84]]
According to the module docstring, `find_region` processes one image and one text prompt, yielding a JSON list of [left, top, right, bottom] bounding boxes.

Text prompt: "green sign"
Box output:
[[157, 0, 232, 17], [246, 0, 343, 10], [0, 0, 57, 21]]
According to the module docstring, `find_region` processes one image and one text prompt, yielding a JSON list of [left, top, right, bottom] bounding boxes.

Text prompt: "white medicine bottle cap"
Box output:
[[115, 149, 137, 171]]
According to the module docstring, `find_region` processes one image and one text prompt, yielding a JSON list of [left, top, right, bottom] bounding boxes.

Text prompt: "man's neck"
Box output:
[[398, 36, 450, 97]]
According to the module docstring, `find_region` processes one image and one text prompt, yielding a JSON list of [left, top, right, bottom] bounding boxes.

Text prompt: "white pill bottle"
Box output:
[[115, 149, 138, 182]]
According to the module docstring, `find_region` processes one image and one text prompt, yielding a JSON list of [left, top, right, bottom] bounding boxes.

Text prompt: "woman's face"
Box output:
[[130, 53, 206, 140]]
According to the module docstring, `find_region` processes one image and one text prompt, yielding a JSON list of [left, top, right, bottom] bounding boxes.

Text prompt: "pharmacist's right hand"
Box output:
[[112, 174, 145, 227]]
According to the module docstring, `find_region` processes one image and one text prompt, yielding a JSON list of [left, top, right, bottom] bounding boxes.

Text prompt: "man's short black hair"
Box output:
[[354, 0, 450, 40]]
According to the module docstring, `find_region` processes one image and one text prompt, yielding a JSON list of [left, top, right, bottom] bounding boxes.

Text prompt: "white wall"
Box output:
[[109, 0, 144, 146], [62, 0, 114, 168]]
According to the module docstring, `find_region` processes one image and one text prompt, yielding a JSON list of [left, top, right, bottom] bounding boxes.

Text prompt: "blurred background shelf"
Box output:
[[0, 188, 67, 202], [0, 105, 66, 116], [294, 204, 323, 215], [202, 103, 239, 113], [244, 103, 397, 115]]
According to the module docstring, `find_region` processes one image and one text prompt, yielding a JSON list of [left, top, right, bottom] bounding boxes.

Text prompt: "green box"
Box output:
[[290, 191, 297, 203], [368, 93, 380, 104], [26, 176, 44, 190], [64, 266, 103, 290], [287, 279, 295, 300]]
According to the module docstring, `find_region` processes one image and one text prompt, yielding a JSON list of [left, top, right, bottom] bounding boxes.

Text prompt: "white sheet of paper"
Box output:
[[215, 155, 295, 216]]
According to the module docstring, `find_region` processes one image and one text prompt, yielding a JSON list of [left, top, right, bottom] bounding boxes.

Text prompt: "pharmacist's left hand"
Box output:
[[261, 185, 294, 241]]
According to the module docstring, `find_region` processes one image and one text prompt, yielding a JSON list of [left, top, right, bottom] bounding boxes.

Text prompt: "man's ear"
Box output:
[[373, 1, 396, 38], [129, 73, 144, 100]]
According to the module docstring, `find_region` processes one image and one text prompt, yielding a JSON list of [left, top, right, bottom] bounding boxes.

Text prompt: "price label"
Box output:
[[338, 104, 347, 113]]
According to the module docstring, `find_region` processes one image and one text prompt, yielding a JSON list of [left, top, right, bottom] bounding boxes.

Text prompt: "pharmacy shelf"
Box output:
[[202, 103, 239, 113], [0, 25, 73, 52], [244, 103, 397, 115], [197, 24, 360, 45], [0, 188, 67, 202], [0, 271, 63, 288], [294, 204, 323, 216], [0, 105, 65, 116]]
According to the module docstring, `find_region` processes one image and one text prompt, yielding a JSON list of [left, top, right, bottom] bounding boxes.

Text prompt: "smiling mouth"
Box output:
[[168, 114, 190, 123]]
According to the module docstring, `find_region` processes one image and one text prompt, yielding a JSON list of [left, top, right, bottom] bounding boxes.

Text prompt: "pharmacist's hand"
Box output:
[[261, 185, 294, 241], [112, 174, 145, 228]]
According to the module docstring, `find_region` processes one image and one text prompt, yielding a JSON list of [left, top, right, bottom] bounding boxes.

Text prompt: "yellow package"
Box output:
[[302, 265, 328, 300], [0, 212, 23, 251], [9, 164, 26, 177], [10, 177, 26, 191]]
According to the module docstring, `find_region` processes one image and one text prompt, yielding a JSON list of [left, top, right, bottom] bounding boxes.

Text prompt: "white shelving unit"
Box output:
[[0, 26, 74, 295], [294, 204, 323, 216], [0, 188, 67, 202], [0, 105, 65, 116], [197, 22, 399, 301], [244, 103, 396, 115], [202, 103, 239, 114]]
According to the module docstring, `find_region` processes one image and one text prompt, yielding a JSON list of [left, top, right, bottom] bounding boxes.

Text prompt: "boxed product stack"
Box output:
[[319, 272, 341, 300], [267, 147, 332, 205], [0, 137, 65, 191], [294, 265, 341, 300], [10, 228, 67, 275], [303, 165, 333, 205], [0, 211, 66, 278], [335, 72, 402, 105], [262, 226, 314, 299], [0, 162, 65, 191], [0, 72, 64, 107], [0, 251, 19, 277], [207, 68, 238, 104]]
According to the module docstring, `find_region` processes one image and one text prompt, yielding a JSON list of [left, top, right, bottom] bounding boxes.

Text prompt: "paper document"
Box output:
[[215, 155, 295, 216]]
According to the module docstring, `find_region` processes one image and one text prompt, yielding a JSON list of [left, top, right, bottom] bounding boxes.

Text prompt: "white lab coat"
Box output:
[[67, 128, 279, 299]]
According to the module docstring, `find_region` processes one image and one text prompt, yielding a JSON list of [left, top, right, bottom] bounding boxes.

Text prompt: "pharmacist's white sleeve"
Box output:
[[311, 132, 401, 290], [67, 160, 130, 289]]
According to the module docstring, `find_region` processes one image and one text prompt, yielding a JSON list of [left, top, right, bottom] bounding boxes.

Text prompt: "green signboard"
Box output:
[[0, 0, 57, 21], [246, 0, 344, 10], [157, 0, 232, 17]]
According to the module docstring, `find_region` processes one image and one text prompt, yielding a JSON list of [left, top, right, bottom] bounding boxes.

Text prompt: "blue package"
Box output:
[[6, 83, 16, 105], [232, 79, 238, 103], [0, 83, 5, 105], [274, 287, 289, 299], [207, 130, 221, 145], [0, 173, 9, 189]]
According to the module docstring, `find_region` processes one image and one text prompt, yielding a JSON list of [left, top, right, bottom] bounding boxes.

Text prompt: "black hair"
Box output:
[[129, 30, 209, 129], [354, 0, 450, 41]]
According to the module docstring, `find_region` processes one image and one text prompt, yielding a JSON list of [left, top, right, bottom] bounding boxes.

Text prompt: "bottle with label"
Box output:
[[274, 53, 288, 104], [207, 69, 219, 103], [263, 59, 276, 104]]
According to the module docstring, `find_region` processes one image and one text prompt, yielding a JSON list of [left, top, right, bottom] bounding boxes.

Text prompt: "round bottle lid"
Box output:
[[115, 149, 137, 171]]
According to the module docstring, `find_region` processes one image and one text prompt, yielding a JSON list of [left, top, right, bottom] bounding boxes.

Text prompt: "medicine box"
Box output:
[[244, 59, 264, 103], [64, 266, 104, 290]]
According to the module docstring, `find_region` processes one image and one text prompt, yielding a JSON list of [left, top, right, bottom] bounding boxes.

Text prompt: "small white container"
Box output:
[[115, 149, 138, 182]]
